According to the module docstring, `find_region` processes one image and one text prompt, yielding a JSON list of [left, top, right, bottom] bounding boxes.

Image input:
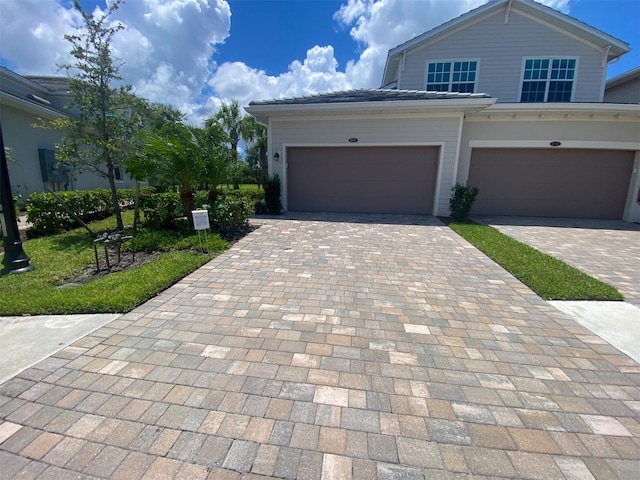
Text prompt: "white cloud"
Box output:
[[0, 0, 574, 124]]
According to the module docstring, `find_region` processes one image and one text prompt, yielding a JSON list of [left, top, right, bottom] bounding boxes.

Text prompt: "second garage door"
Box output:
[[287, 146, 439, 214], [468, 148, 634, 219]]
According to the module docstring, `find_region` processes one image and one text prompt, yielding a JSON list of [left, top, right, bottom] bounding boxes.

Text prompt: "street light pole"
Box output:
[[0, 120, 34, 275]]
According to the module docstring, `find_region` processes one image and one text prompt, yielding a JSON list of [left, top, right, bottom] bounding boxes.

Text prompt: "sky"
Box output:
[[1, 0, 639, 125]]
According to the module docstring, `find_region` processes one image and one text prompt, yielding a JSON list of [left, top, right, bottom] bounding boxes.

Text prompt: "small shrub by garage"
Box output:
[[264, 174, 282, 215], [449, 183, 479, 222], [208, 198, 253, 235]]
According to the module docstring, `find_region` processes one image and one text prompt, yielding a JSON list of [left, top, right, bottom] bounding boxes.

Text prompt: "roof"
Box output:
[[249, 89, 491, 106], [24, 76, 71, 93], [606, 67, 640, 89], [382, 0, 631, 87]]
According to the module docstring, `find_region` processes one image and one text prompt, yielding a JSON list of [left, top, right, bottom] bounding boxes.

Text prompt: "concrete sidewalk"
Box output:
[[0, 314, 121, 385]]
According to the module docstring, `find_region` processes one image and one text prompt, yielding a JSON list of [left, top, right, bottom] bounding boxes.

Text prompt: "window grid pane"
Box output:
[[548, 81, 572, 102], [522, 58, 574, 102], [521, 81, 546, 102], [427, 60, 476, 93]]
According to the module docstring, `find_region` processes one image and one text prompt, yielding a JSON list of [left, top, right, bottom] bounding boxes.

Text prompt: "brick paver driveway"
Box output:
[[478, 216, 640, 307], [1, 213, 639, 479]]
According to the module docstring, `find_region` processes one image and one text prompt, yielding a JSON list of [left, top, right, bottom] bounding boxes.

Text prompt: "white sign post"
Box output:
[[191, 209, 210, 253]]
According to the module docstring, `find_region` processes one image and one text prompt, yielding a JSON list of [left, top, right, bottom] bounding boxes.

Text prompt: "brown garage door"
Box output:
[[468, 148, 634, 219], [287, 146, 439, 214]]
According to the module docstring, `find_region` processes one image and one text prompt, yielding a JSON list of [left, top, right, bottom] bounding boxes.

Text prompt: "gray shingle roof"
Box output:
[[249, 89, 491, 106], [24, 76, 70, 92]]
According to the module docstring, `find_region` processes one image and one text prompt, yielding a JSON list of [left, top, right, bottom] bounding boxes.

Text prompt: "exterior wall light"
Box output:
[[550, 141, 562, 147], [273, 152, 280, 161]]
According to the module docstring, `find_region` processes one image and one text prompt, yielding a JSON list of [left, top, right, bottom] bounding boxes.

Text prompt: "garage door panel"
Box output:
[[469, 149, 634, 219], [287, 146, 438, 214]]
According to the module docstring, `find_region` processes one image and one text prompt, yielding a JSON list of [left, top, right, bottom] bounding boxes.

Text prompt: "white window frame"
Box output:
[[425, 59, 480, 93], [518, 56, 579, 103]]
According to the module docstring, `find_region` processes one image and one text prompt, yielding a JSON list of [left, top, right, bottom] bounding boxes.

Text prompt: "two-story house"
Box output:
[[246, 0, 640, 223], [0, 67, 137, 199]]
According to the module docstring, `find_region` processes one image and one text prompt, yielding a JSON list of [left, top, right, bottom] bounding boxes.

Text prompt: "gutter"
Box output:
[[245, 97, 496, 117]]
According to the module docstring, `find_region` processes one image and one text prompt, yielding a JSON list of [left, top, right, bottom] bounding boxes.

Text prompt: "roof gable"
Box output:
[[382, 0, 630, 87]]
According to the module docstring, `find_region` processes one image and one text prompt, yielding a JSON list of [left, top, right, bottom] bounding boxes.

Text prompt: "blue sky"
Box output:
[[1, 0, 638, 123]]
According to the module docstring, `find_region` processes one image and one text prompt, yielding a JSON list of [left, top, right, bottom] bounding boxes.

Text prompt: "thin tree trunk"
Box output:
[[181, 188, 195, 229], [107, 163, 124, 230], [133, 180, 141, 231]]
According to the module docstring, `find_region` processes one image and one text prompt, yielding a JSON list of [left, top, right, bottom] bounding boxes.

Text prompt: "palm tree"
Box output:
[[130, 122, 205, 227], [206, 100, 244, 188]]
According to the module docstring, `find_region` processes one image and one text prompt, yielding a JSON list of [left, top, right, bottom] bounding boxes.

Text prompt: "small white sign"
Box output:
[[191, 209, 210, 230]]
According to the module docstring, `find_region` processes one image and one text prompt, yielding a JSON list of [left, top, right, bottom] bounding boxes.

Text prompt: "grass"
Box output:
[[0, 211, 229, 315], [448, 221, 624, 301], [221, 183, 261, 192]]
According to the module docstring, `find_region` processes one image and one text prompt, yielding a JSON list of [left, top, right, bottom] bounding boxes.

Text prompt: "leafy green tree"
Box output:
[[52, 0, 145, 231], [242, 115, 268, 187]]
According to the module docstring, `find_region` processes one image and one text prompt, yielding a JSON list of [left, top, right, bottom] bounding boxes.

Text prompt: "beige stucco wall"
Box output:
[[269, 114, 464, 216], [458, 116, 640, 222]]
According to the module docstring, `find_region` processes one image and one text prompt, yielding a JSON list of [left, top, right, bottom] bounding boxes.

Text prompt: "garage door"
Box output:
[[287, 146, 439, 214], [468, 148, 634, 219]]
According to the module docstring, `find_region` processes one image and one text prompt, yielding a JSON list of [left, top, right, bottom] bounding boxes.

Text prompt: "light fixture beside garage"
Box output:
[[549, 141, 562, 147], [348, 138, 358, 143], [273, 152, 280, 161]]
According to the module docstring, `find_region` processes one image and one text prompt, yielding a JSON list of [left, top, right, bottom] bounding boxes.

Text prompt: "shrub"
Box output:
[[264, 174, 282, 215], [26, 188, 151, 238], [208, 198, 253, 234], [449, 183, 479, 222], [139, 192, 182, 230]]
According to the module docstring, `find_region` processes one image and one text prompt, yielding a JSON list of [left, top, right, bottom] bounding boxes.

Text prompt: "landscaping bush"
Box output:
[[264, 174, 282, 215], [208, 198, 253, 234], [26, 188, 152, 238], [449, 183, 479, 222], [139, 192, 182, 230]]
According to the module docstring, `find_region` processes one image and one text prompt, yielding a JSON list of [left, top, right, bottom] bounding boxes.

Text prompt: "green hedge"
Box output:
[[26, 187, 154, 238]]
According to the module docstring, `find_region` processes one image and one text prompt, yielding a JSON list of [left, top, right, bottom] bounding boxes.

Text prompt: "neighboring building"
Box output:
[[605, 67, 640, 104], [0, 66, 136, 200], [246, 0, 640, 223]]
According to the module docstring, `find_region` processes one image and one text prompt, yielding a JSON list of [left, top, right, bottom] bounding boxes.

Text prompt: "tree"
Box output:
[[206, 100, 244, 188], [242, 115, 268, 188], [52, 0, 145, 231]]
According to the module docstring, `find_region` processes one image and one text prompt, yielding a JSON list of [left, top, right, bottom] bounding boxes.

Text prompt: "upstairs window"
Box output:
[[427, 61, 477, 93], [521, 58, 576, 102]]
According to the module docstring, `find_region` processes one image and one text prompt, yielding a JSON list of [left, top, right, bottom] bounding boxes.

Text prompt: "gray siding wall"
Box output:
[[604, 78, 640, 103], [1, 105, 137, 198], [399, 9, 606, 102], [270, 115, 463, 215]]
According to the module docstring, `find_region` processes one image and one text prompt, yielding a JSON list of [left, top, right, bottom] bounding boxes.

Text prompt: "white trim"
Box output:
[[270, 112, 467, 123], [518, 56, 579, 103], [387, 0, 628, 64], [452, 114, 465, 186], [0, 91, 68, 120], [246, 97, 496, 117], [283, 143, 445, 216], [425, 59, 480, 93], [469, 140, 640, 150]]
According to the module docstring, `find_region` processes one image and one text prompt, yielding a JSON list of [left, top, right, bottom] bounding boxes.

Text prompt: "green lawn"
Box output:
[[0, 212, 229, 315], [448, 221, 624, 301]]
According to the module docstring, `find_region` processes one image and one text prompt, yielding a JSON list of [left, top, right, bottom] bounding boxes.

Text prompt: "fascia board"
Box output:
[[387, 0, 506, 57], [0, 91, 69, 120], [245, 98, 496, 117], [472, 102, 640, 116]]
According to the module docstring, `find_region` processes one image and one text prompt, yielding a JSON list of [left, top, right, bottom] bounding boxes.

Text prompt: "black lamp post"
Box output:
[[0, 120, 34, 275]]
